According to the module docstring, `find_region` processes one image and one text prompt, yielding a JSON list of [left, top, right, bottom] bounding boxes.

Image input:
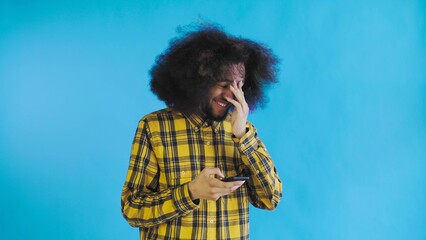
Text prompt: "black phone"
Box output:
[[222, 176, 249, 182]]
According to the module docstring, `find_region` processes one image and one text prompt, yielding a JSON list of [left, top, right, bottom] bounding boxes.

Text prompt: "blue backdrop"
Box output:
[[1, 1, 425, 239]]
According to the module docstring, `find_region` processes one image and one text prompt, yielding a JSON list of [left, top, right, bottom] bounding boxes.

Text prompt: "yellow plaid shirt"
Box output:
[[121, 108, 282, 239]]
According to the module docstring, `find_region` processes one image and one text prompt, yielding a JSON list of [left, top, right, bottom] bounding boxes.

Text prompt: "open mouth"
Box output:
[[215, 99, 229, 109]]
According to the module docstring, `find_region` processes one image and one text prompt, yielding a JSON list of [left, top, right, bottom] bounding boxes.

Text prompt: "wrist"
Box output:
[[233, 127, 247, 139], [233, 133, 244, 139], [188, 181, 197, 200]]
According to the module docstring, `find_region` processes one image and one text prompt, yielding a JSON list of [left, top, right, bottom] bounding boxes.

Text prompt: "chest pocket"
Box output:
[[168, 174, 193, 188], [159, 156, 200, 188]]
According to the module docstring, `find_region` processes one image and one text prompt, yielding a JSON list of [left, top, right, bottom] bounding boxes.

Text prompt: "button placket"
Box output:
[[202, 123, 215, 168]]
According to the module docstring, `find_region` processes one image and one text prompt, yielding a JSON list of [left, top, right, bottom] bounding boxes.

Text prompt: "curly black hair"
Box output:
[[150, 23, 279, 114]]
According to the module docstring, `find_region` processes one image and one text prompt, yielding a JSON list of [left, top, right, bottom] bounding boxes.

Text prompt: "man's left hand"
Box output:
[[225, 80, 249, 138]]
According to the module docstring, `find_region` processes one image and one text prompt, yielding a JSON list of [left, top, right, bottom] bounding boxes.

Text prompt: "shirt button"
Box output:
[[209, 219, 214, 224], [181, 171, 186, 175], [194, 127, 199, 132], [256, 170, 260, 174], [206, 141, 211, 145]]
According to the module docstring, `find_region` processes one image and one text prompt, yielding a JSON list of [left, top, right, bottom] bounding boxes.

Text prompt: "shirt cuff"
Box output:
[[172, 183, 199, 214], [232, 123, 258, 155]]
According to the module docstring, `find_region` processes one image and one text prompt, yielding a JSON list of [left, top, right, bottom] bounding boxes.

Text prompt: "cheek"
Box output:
[[209, 88, 223, 99]]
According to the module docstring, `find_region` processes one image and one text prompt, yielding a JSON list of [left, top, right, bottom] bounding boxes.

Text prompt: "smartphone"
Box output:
[[221, 176, 249, 182]]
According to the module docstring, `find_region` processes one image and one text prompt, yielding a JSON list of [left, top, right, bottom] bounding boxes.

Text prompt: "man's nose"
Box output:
[[223, 88, 234, 99]]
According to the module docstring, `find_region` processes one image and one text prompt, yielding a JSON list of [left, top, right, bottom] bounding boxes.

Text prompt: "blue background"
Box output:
[[1, 0, 425, 239]]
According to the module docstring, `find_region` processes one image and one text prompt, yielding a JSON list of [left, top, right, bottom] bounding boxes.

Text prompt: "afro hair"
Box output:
[[150, 23, 279, 114]]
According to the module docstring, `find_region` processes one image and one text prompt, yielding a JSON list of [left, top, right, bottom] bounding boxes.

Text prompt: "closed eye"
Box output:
[[217, 83, 231, 89]]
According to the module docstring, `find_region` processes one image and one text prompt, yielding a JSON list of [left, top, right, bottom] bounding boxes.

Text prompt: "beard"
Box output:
[[202, 103, 230, 121]]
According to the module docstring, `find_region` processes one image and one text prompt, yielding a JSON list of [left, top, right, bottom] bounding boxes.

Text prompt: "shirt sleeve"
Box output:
[[232, 122, 283, 210], [121, 119, 199, 228]]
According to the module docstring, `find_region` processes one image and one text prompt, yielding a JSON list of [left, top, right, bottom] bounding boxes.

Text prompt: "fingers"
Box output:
[[201, 167, 225, 179], [225, 94, 248, 116], [207, 179, 245, 199], [224, 96, 239, 108], [228, 82, 249, 112], [212, 178, 245, 188], [194, 168, 245, 201], [230, 81, 245, 102]]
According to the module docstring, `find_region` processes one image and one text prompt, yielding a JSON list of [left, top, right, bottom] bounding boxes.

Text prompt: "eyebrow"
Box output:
[[219, 78, 245, 83], [219, 79, 235, 83]]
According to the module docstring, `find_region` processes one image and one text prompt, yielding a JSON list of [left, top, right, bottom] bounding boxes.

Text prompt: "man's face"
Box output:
[[202, 63, 245, 121]]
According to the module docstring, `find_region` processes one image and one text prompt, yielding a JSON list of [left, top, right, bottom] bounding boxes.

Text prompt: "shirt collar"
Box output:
[[184, 111, 230, 131], [185, 111, 207, 129]]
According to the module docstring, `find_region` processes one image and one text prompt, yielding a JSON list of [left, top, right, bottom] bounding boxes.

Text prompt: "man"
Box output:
[[121, 24, 282, 239]]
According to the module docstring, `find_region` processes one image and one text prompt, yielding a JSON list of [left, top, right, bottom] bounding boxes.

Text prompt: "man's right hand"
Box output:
[[188, 167, 245, 201]]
